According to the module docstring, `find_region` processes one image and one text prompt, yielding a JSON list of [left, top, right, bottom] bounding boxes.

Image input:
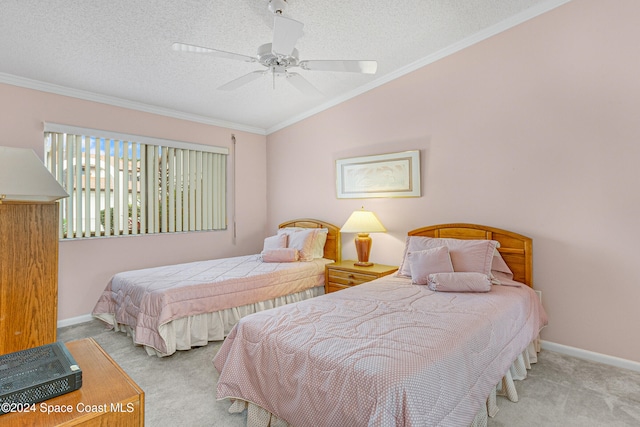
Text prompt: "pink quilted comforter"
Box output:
[[214, 275, 547, 427], [92, 255, 330, 355]]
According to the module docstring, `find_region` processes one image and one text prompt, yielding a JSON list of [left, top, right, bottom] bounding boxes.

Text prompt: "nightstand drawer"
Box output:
[[328, 269, 378, 286], [324, 261, 398, 294], [327, 283, 353, 293]]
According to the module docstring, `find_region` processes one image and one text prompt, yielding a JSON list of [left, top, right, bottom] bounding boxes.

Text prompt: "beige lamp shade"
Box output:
[[340, 209, 387, 234], [0, 146, 68, 202], [340, 208, 386, 267]]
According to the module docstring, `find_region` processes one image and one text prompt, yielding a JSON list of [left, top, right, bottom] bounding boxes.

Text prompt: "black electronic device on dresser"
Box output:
[[0, 342, 82, 414]]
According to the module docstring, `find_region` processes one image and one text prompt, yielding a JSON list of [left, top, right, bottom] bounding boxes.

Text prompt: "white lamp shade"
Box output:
[[0, 146, 68, 202], [340, 209, 386, 233]]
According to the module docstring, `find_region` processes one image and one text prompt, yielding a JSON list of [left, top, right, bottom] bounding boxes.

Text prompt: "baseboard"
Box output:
[[57, 314, 94, 329], [541, 340, 640, 373]]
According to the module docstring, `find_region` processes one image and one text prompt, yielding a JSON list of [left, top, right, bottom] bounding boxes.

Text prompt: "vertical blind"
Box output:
[[44, 126, 228, 239]]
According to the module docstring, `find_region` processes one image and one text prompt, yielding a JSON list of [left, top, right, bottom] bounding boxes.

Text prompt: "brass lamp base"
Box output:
[[354, 233, 374, 267]]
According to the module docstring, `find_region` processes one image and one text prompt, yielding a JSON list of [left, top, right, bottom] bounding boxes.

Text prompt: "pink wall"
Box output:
[[0, 83, 267, 321], [266, 0, 640, 363]]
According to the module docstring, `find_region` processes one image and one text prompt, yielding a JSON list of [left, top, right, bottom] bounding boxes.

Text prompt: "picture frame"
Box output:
[[336, 150, 421, 199]]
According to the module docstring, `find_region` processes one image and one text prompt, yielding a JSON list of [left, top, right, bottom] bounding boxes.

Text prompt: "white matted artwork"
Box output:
[[336, 150, 421, 198]]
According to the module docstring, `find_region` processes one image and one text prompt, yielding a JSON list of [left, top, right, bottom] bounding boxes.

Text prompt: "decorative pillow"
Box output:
[[427, 272, 492, 293], [279, 228, 318, 261], [262, 248, 299, 263], [408, 246, 454, 285], [448, 239, 498, 275], [492, 251, 513, 276], [262, 234, 287, 252], [488, 251, 513, 284], [398, 236, 498, 278]]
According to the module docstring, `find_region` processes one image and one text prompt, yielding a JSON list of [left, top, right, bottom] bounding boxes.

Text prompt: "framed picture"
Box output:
[[336, 150, 421, 199]]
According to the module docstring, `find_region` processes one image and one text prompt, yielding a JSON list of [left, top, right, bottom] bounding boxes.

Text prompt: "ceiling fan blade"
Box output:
[[286, 73, 322, 97], [172, 42, 257, 63], [218, 70, 267, 91], [299, 60, 378, 74], [272, 15, 304, 57]]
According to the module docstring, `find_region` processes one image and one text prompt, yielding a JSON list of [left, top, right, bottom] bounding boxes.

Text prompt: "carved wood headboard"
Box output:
[[278, 218, 342, 263], [408, 223, 533, 287]]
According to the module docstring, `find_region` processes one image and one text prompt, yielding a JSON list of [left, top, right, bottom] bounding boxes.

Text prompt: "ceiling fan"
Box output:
[[172, 0, 377, 96]]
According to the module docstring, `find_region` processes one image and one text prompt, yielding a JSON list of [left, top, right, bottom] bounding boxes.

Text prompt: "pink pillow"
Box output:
[[398, 236, 498, 277], [489, 251, 514, 284], [408, 246, 454, 285], [492, 251, 513, 276], [282, 228, 317, 261], [262, 248, 299, 263], [427, 272, 492, 293]]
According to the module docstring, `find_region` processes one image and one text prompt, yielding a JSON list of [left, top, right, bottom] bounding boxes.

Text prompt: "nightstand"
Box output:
[[325, 260, 398, 293]]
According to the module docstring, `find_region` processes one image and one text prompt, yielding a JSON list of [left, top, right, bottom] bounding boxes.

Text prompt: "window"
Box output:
[[44, 124, 228, 239]]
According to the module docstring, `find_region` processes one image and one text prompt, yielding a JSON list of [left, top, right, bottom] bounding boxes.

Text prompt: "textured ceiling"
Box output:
[[0, 0, 566, 134]]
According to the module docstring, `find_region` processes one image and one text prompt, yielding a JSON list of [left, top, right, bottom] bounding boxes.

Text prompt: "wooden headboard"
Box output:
[[408, 223, 533, 287], [278, 218, 342, 263]]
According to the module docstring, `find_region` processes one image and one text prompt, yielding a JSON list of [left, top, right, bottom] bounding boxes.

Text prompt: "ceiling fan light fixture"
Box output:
[[258, 43, 299, 68]]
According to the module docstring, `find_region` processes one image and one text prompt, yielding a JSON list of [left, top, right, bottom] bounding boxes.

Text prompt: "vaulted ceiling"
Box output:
[[0, 0, 566, 134]]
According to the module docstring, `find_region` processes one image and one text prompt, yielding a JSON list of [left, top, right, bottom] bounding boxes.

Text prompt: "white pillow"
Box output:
[[262, 234, 287, 252], [408, 246, 454, 285], [313, 228, 329, 258]]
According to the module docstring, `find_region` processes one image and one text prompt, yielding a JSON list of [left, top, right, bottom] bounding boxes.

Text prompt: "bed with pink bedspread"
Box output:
[[92, 219, 341, 357], [213, 223, 548, 426]]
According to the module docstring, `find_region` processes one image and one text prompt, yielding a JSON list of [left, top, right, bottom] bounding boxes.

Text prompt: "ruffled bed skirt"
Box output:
[[223, 337, 541, 427], [94, 285, 325, 357]]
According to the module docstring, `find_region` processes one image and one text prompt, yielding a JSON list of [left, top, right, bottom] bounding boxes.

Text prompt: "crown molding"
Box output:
[[0, 72, 267, 136]]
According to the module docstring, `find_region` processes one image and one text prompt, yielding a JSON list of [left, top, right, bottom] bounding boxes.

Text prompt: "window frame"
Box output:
[[44, 123, 229, 240]]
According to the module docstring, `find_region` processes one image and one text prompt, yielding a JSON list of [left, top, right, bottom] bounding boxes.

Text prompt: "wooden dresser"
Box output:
[[0, 201, 58, 355], [1, 338, 144, 426], [325, 260, 398, 293]]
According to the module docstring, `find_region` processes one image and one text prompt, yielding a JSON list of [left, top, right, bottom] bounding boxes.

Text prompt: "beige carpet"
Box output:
[[58, 320, 640, 427]]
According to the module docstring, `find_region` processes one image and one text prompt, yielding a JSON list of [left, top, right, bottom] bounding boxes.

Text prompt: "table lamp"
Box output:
[[340, 208, 386, 267], [0, 146, 68, 203]]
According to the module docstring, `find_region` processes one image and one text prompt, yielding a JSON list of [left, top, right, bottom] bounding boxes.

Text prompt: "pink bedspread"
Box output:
[[92, 255, 330, 355], [214, 275, 548, 427]]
